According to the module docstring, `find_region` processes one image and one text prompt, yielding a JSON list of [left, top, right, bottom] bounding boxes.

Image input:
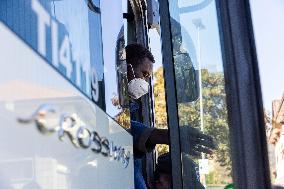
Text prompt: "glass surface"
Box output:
[[168, 0, 233, 188], [100, 0, 130, 129], [0, 0, 105, 108], [149, 28, 170, 155], [250, 0, 284, 187]]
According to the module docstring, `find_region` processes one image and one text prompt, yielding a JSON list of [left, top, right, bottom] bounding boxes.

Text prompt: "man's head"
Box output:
[[154, 173, 171, 189], [126, 43, 155, 81], [126, 43, 155, 99], [153, 153, 172, 189]]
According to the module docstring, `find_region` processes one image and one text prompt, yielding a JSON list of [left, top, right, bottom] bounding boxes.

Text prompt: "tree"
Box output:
[[153, 67, 232, 184], [153, 67, 170, 155]]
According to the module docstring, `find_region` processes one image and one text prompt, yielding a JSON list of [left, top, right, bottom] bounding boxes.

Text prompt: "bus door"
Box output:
[[153, 0, 271, 188]]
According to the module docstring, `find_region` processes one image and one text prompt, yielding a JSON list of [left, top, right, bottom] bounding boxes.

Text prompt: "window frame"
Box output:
[[158, 0, 183, 188]]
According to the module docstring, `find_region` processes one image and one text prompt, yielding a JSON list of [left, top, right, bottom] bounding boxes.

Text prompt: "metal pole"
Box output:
[[197, 25, 204, 135], [194, 18, 206, 188]]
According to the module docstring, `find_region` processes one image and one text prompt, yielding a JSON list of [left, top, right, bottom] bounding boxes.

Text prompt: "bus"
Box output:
[[0, 0, 280, 189]]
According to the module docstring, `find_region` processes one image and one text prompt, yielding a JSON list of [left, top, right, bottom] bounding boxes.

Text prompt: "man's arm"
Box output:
[[147, 126, 216, 156], [148, 129, 169, 145]]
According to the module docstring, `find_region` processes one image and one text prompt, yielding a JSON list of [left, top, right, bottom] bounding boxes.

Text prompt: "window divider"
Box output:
[[158, 0, 183, 188]]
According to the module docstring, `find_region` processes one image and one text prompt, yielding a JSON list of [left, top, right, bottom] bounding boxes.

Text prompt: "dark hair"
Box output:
[[155, 153, 172, 179], [125, 43, 155, 67]]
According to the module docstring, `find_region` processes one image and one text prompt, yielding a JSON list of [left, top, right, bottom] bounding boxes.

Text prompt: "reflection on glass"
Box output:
[[168, 0, 233, 188], [0, 0, 105, 108], [250, 0, 284, 187], [101, 0, 130, 129]]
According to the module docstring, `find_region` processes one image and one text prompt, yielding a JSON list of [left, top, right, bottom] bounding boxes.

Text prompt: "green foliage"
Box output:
[[177, 69, 232, 177], [154, 67, 232, 184]]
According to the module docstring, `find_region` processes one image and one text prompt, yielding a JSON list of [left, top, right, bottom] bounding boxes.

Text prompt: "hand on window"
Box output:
[[180, 125, 216, 157]]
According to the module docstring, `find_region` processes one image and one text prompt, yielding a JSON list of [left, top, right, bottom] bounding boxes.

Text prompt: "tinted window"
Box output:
[[167, 0, 233, 187]]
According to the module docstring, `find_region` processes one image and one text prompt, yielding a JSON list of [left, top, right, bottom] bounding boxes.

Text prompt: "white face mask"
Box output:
[[127, 64, 149, 99]]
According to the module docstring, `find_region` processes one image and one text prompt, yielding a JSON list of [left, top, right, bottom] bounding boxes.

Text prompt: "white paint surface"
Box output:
[[0, 22, 134, 189]]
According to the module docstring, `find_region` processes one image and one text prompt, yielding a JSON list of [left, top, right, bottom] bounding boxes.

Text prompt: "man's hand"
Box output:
[[180, 126, 216, 157], [147, 126, 216, 157]]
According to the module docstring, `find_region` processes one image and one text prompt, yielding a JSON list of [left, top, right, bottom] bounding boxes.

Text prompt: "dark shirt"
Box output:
[[129, 102, 155, 189]]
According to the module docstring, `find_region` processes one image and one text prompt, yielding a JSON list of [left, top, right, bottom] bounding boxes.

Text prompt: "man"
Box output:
[[126, 43, 159, 189], [126, 43, 169, 154], [150, 153, 205, 189], [126, 43, 215, 189], [151, 153, 172, 189]]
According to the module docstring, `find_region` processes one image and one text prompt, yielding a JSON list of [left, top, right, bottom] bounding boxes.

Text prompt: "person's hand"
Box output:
[[180, 125, 216, 157]]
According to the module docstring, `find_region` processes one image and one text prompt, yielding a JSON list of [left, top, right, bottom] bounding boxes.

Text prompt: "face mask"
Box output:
[[127, 64, 149, 99]]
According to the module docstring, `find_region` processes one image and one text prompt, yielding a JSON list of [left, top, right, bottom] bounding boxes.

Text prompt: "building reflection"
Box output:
[[267, 96, 284, 186]]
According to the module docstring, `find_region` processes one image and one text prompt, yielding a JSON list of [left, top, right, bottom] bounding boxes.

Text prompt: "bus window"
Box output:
[[100, 0, 131, 129], [250, 0, 284, 187], [163, 0, 233, 188]]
